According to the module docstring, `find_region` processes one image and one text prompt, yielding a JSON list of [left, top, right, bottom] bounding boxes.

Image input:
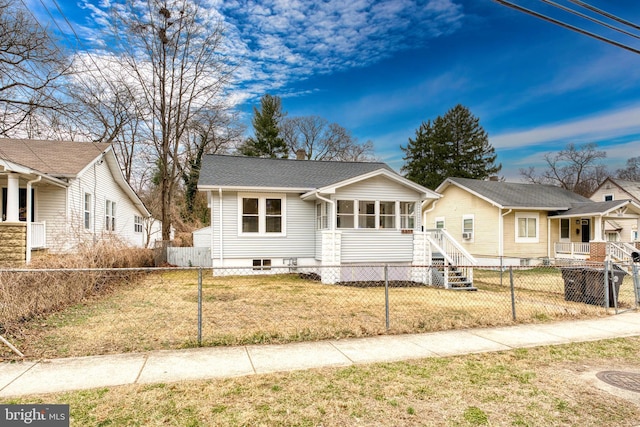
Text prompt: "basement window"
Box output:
[[253, 259, 271, 271]]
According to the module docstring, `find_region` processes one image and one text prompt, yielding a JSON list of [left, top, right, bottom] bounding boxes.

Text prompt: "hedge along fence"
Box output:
[[0, 242, 154, 339]]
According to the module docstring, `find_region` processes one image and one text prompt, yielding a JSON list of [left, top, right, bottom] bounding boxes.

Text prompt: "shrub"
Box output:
[[0, 239, 154, 337]]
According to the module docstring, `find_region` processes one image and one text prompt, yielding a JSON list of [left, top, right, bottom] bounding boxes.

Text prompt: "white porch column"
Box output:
[[5, 173, 19, 222], [592, 216, 604, 242]]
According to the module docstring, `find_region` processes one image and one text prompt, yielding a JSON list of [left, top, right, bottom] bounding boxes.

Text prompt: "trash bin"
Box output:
[[582, 266, 626, 307], [561, 265, 627, 307], [560, 267, 585, 303]]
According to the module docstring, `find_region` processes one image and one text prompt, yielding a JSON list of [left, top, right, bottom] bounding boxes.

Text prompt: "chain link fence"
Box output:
[[0, 261, 638, 359]]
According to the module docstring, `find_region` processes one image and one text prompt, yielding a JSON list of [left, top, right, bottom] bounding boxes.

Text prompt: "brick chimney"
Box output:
[[296, 149, 306, 160]]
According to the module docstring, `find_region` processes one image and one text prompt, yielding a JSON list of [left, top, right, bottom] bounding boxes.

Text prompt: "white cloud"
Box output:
[[491, 105, 640, 149]]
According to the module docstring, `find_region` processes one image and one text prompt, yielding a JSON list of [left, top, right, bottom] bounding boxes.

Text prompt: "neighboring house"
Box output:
[[424, 177, 640, 266], [0, 139, 156, 263], [590, 177, 640, 243], [197, 155, 476, 285]]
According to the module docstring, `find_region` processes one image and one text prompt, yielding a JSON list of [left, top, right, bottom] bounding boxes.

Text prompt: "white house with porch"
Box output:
[[197, 155, 476, 286], [0, 139, 156, 264]]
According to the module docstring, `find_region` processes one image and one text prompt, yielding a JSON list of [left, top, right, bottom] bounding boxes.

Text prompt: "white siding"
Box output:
[[34, 183, 67, 251], [341, 231, 414, 262], [210, 191, 316, 259], [66, 155, 147, 249]]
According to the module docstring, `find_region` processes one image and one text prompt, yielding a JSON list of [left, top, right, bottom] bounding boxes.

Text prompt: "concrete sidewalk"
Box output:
[[1, 312, 639, 398]]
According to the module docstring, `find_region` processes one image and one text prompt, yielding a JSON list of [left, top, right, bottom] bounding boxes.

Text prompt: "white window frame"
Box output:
[[604, 194, 614, 202], [435, 216, 445, 230], [105, 200, 116, 231], [337, 200, 417, 230], [400, 202, 416, 229], [134, 215, 143, 233], [462, 214, 474, 241], [238, 193, 286, 236], [515, 212, 539, 243], [84, 193, 92, 230]]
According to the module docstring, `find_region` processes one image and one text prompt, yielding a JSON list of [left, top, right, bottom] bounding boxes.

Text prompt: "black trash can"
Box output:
[[560, 267, 585, 303], [582, 266, 626, 307]]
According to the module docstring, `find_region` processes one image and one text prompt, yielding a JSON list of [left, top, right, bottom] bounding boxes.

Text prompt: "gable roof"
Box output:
[[550, 199, 640, 218], [591, 177, 640, 201], [0, 138, 111, 179], [199, 154, 394, 188], [436, 177, 591, 210]]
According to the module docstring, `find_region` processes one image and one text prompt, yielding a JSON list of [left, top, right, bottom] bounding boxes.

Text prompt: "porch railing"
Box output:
[[554, 242, 590, 256], [30, 221, 46, 249]]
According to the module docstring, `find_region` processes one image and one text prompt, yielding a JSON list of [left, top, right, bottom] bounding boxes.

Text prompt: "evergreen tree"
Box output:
[[401, 104, 501, 189], [239, 94, 288, 158]]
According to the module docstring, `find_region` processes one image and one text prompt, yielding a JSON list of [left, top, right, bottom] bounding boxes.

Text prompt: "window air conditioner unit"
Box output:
[[462, 232, 472, 240]]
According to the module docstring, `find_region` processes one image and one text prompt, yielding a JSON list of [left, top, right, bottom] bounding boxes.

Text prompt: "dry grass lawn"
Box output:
[[3, 337, 640, 426], [1, 267, 631, 360]]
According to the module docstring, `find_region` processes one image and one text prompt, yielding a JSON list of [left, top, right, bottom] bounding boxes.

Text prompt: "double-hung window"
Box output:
[[105, 200, 116, 231], [515, 212, 539, 243], [358, 200, 376, 228], [560, 218, 570, 240], [84, 193, 92, 230], [134, 215, 143, 233], [400, 202, 415, 229], [462, 214, 474, 240], [316, 202, 328, 230], [336, 200, 417, 230], [239, 194, 285, 235]]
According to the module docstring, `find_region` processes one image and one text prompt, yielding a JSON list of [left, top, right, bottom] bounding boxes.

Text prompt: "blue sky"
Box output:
[[31, 0, 640, 180]]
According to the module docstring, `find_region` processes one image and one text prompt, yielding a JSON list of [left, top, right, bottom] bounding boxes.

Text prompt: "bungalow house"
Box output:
[[590, 177, 640, 242], [197, 155, 476, 285], [0, 139, 157, 264], [424, 177, 640, 266]]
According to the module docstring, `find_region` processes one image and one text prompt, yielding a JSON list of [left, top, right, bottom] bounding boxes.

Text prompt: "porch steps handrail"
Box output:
[[606, 242, 638, 263], [424, 229, 477, 266]]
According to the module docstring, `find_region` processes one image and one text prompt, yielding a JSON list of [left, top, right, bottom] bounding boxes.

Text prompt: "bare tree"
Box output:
[[520, 142, 608, 196], [181, 108, 244, 222], [616, 156, 640, 182], [99, 0, 234, 240], [281, 115, 375, 161], [0, 0, 70, 136]]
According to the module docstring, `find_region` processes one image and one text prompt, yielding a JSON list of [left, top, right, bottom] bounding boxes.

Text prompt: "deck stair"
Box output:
[[425, 229, 477, 290], [606, 242, 639, 273]]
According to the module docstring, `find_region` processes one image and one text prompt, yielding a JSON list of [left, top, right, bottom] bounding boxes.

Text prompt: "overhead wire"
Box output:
[[493, 0, 640, 55]]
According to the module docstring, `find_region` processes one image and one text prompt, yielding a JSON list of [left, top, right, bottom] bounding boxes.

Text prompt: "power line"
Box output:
[[493, 0, 640, 55], [568, 0, 640, 32], [540, 0, 640, 41]]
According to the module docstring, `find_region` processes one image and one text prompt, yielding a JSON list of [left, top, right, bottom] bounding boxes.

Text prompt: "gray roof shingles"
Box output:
[[448, 177, 591, 208], [198, 155, 395, 189]]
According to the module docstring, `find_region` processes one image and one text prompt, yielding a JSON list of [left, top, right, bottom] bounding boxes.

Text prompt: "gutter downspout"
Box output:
[[26, 175, 41, 263], [422, 199, 438, 230], [547, 216, 551, 259], [500, 209, 512, 260]]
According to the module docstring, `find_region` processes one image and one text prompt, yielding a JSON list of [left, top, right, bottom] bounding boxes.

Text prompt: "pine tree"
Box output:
[[239, 94, 288, 158], [401, 104, 501, 189]]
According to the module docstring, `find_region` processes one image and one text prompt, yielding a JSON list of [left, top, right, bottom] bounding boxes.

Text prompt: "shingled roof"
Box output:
[[198, 155, 396, 190], [0, 139, 110, 178], [439, 177, 591, 209]]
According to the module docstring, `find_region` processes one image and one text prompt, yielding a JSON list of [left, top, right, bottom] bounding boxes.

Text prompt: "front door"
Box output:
[[581, 219, 590, 243]]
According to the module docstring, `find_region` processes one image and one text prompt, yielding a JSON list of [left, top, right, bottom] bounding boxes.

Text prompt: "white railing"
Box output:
[[554, 242, 590, 256], [425, 229, 477, 288], [606, 242, 638, 263], [30, 221, 46, 249]]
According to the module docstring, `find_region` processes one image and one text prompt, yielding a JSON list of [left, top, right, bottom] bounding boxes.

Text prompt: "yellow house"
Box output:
[[424, 177, 640, 266], [590, 177, 640, 242]]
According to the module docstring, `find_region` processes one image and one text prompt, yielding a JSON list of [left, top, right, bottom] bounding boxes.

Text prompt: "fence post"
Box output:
[[633, 263, 640, 309], [510, 266, 516, 321], [604, 261, 610, 312], [198, 267, 203, 346], [384, 264, 390, 331]]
